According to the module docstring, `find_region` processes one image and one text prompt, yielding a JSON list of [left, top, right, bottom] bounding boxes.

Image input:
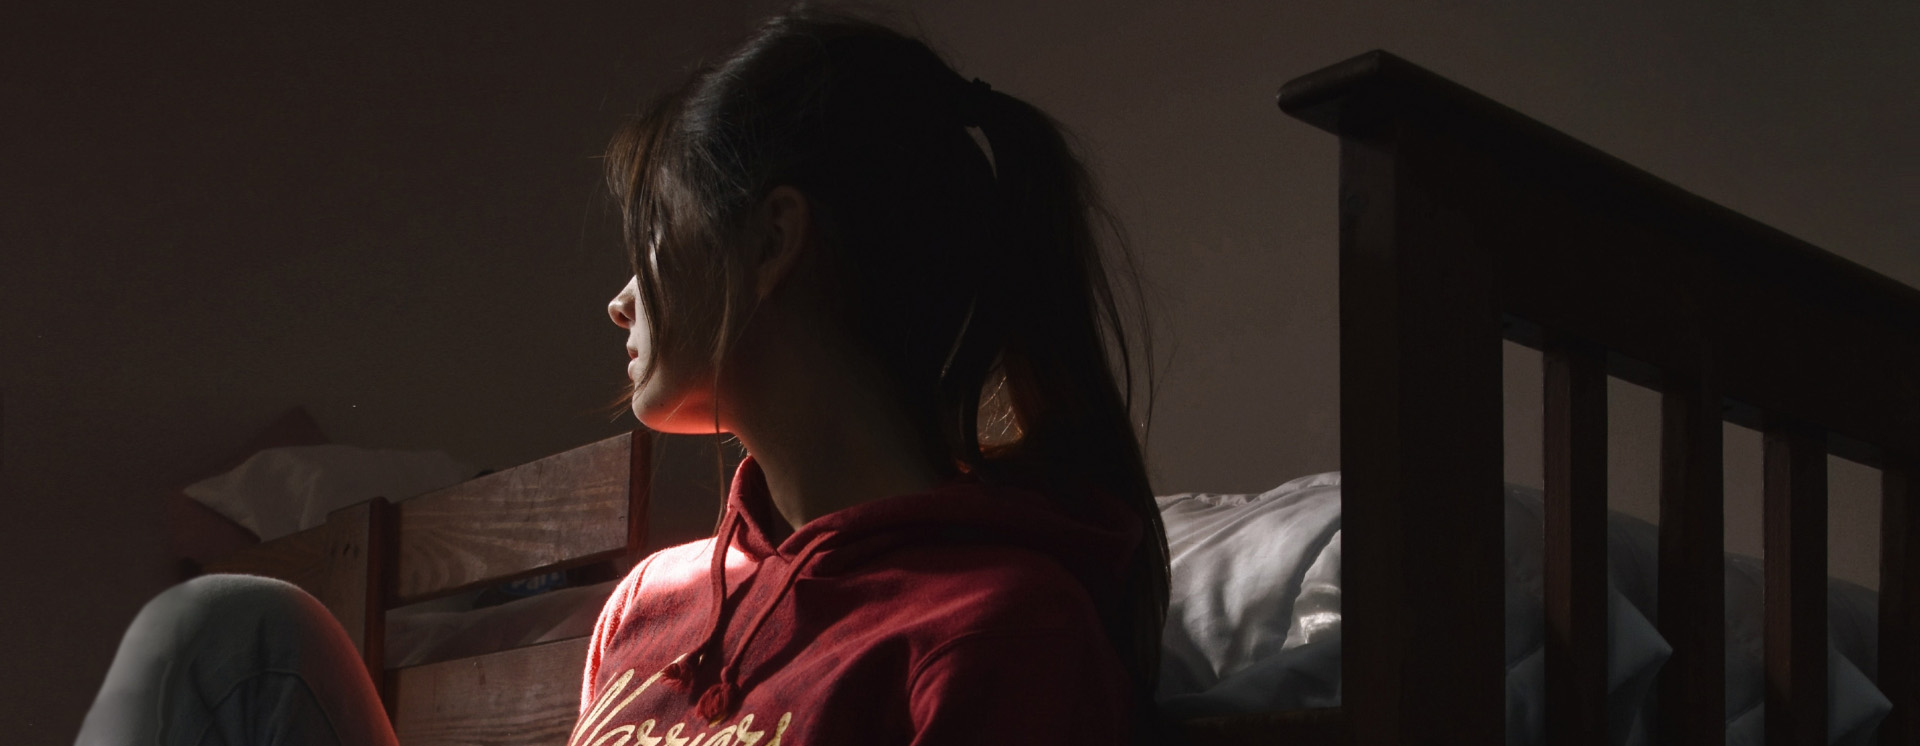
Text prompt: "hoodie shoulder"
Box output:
[[881, 542, 1108, 635], [593, 537, 757, 638]]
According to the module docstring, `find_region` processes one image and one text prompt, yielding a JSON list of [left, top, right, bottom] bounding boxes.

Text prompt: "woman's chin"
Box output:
[[634, 398, 724, 435]]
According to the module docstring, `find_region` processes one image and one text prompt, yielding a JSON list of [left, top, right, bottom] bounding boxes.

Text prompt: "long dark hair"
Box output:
[[604, 3, 1169, 729]]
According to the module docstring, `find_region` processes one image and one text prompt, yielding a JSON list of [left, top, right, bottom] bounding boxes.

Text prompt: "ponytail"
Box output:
[[937, 76, 1172, 726]]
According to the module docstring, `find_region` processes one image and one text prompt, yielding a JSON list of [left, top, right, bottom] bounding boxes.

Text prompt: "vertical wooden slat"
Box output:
[[359, 498, 396, 716], [331, 499, 393, 706], [210, 498, 395, 707], [626, 428, 654, 566], [1883, 460, 1920, 746], [1543, 341, 1609, 745], [1340, 124, 1506, 746], [1764, 425, 1829, 746], [1658, 381, 1727, 745]]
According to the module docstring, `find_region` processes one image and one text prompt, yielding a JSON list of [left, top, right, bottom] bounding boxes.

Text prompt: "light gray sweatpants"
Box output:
[[76, 575, 398, 746]]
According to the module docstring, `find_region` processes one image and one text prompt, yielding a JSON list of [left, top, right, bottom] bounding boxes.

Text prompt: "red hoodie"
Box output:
[[570, 456, 1142, 746]]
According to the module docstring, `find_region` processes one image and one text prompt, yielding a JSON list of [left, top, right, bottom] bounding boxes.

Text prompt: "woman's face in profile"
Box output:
[[608, 275, 717, 434]]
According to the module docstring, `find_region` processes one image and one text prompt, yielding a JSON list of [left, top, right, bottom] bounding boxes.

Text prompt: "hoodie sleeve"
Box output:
[[579, 554, 654, 715], [906, 628, 1134, 743]]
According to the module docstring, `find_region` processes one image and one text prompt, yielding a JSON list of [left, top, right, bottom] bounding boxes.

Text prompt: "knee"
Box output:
[[138, 574, 329, 643], [176, 572, 309, 599], [160, 573, 314, 613]]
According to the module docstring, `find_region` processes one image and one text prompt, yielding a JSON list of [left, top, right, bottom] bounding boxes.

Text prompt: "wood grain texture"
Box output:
[[1177, 707, 1343, 746], [204, 498, 393, 702], [390, 636, 590, 746], [396, 432, 636, 604], [1884, 461, 1920, 746], [1336, 123, 1507, 745], [1542, 341, 1609, 746], [204, 520, 334, 595], [205, 500, 388, 650], [1765, 426, 1829, 746]]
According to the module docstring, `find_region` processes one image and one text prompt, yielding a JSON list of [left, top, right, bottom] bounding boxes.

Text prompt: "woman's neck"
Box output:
[[721, 321, 945, 534]]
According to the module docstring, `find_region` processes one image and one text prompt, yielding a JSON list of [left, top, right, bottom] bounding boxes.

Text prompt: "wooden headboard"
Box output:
[[1279, 50, 1920, 746]]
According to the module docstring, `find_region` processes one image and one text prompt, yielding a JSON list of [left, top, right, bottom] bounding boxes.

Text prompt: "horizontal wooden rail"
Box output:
[[1178, 708, 1343, 746], [395, 431, 649, 605], [389, 636, 591, 746]]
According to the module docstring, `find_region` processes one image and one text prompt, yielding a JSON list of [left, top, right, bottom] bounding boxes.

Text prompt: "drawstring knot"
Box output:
[[695, 681, 739, 725]]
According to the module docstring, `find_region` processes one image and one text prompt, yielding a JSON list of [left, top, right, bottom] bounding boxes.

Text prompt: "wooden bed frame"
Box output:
[[207, 431, 653, 744], [205, 51, 1920, 746]]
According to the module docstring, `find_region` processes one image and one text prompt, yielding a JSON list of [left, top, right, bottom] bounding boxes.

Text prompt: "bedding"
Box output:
[[1154, 472, 1891, 746]]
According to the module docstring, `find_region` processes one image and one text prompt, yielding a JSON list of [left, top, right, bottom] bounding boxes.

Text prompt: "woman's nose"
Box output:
[[608, 279, 637, 329]]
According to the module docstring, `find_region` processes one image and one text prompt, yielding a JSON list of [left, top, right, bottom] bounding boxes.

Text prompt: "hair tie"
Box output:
[[958, 77, 994, 128]]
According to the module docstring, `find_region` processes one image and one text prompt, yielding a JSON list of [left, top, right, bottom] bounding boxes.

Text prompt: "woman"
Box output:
[[79, 6, 1169, 745]]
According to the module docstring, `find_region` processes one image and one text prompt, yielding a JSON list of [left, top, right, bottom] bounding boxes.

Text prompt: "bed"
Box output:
[[195, 50, 1920, 745]]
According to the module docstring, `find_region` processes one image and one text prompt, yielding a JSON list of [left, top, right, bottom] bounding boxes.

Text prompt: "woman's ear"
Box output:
[[754, 185, 813, 301]]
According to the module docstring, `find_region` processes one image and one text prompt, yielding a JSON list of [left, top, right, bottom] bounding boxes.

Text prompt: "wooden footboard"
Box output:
[[1270, 50, 1920, 745], [206, 429, 653, 741]]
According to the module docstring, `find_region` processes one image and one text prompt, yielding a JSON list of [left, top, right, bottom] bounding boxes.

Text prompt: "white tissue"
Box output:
[[184, 445, 474, 541]]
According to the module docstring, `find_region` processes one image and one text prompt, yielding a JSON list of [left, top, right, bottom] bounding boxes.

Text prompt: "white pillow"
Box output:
[[1153, 473, 1893, 746], [1153, 473, 1673, 746], [1155, 472, 1345, 715]]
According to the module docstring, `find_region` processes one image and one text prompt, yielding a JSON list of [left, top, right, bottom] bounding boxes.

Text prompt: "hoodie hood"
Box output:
[[727, 455, 1143, 590], [666, 455, 1144, 724]]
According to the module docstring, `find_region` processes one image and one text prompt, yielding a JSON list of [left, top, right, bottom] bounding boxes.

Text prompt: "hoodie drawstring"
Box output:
[[664, 506, 741, 685], [693, 535, 829, 725]]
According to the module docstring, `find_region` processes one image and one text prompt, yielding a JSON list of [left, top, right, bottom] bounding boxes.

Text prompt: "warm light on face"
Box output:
[[608, 275, 721, 434]]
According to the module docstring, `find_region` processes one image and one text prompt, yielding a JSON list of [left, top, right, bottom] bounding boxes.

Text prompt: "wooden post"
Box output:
[[319, 499, 393, 704], [205, 497, 394, 703], [1339, 122, 1506, 745]]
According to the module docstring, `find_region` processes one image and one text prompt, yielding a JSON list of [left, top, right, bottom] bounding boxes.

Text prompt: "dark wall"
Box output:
[[1, 3, 780, 740], [5, 1, 1916, 742], [905, 0, 1917, 585]]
